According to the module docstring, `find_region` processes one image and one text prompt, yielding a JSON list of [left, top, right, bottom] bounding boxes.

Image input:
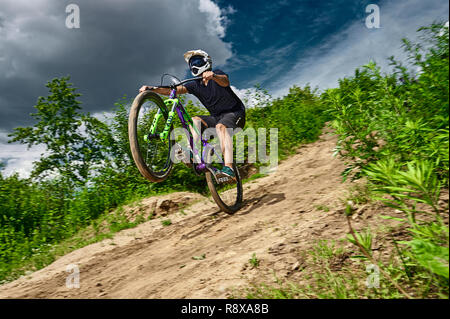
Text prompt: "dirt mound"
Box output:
[[123, 191, 206, 221], [0, 127, 402, 298]]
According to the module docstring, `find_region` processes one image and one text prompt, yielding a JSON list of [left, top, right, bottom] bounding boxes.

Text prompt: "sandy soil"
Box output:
[[0, 127, 412, 299]]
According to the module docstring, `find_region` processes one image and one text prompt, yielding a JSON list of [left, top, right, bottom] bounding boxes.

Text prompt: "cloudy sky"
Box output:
[[0, 0, 448, 177]]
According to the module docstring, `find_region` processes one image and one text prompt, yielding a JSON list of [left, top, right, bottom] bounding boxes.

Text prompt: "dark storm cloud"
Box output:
[[0, 0, 232, 131]]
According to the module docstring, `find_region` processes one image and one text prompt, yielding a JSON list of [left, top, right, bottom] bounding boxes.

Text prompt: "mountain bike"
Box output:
[[128, 74, 243, 213]]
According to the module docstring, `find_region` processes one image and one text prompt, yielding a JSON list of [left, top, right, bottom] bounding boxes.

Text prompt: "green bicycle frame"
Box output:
[[147, 98, 201, 142]]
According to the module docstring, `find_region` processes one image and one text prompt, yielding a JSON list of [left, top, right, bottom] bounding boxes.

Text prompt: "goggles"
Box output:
[[189, 56, 207, 69]]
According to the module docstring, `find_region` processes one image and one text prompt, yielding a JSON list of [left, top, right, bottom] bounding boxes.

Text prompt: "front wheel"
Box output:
[[205, 148, 243, 214], [128, 91, 174, 182]]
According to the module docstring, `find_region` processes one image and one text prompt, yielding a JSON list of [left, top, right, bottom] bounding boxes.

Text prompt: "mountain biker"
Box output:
[[139, 49, 246, 179]]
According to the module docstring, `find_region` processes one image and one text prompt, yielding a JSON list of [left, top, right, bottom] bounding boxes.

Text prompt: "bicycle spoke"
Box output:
[[134, 97, 173, 176]]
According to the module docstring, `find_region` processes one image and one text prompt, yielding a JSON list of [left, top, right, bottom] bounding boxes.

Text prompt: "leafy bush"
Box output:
[[327, 22, 449, 298], [364, 158, 449, 296], [246, 85, 330, 159], [324, 23, 449, 183]]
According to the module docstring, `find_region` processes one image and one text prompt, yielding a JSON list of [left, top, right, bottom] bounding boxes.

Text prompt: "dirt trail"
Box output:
[[0, 127, 374, 298]]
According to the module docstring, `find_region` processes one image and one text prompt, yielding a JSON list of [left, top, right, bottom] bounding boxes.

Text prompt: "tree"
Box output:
[[8, 77, 111, 189]]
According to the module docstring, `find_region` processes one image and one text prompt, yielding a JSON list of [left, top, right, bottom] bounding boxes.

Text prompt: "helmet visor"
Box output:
[[189, 56, 207, 68]]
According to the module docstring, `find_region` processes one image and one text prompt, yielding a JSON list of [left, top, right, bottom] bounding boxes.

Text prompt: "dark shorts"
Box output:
[[197, 111, 246, 131]]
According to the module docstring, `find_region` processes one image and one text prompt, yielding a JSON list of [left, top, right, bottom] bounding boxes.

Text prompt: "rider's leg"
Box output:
[[190, 116, 204, 163], [190, 116, 202, 143], [215, 123, 233, 169]]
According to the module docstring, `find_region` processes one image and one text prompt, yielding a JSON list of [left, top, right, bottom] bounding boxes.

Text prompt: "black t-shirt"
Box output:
[[184, 69, 245, 117]]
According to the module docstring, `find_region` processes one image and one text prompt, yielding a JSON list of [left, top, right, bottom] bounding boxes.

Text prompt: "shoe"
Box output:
[[219, 166, 235, 178]]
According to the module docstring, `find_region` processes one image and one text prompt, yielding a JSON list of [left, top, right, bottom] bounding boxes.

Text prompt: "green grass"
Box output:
[[242, 172, 268, 184], [314, 205, 330, 212], [161, 219, 172, 226], [235, 240, 408, 299], [249, 253, 260, 268], [343, 183, 374, 206], [0, 194, 192, 285], [192, 254, 206, 260]]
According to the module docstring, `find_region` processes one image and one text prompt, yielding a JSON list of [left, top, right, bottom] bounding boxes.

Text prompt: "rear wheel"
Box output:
[[205, 148, 243, 214], [128, 91, 174, 182]]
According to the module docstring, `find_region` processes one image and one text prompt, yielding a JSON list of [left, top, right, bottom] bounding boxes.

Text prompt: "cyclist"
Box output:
[[139, 49, 245, 179]]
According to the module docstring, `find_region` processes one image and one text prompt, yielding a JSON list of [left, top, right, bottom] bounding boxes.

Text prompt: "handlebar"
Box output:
[[156, 76, 202, 89]]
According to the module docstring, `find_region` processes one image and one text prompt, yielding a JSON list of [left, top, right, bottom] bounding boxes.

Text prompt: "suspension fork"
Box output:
[[144, 98, 178, 143], [158, 98, 178, 141], [146, 109, 162, 138]]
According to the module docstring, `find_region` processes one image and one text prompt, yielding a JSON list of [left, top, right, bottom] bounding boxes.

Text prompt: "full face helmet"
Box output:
[[183, 49, 212, 76]]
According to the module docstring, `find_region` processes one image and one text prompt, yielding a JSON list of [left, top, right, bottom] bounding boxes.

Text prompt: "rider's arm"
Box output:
[[202, 71, 229, 87], [139, 85, 188, 95], [176, 85, 188, 94], [212, 73, 230, 87]]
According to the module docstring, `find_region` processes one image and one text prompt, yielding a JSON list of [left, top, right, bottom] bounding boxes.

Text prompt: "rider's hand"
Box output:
[[202, 71, 214, 85], [139, 85, 155, 92]]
